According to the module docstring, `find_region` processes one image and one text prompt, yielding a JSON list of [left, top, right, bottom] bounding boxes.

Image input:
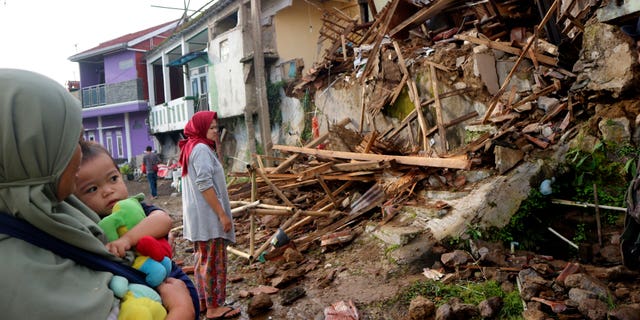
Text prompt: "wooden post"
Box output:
[[251, 0, 273, 166], [249, 165, 257, 258], [593, 183, 602, 247], [430, 64, 447, 153], [392, 41, 429, 153]]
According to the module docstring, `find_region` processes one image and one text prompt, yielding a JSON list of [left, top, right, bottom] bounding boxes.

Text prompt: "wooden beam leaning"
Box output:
[[481, 35, 538, 124], [393, 40, 429, 153], [360, 0, 399, 81], [273, 145, 471, 169], [429, 64, 447, 153]]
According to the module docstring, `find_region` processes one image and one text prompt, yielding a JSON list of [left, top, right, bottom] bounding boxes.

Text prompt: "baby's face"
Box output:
[[74, 153, 129, 217]]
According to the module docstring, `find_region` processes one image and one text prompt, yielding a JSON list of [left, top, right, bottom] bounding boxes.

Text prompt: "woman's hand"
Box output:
[[219, 214, 232, 233], [158, 278, 195, 320]]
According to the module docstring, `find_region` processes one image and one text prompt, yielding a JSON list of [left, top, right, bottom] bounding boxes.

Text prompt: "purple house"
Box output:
[[68, 20, 179, 165]]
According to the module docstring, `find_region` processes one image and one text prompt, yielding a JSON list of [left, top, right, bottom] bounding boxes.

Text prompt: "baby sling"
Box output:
[[0, 212, 200, 319]]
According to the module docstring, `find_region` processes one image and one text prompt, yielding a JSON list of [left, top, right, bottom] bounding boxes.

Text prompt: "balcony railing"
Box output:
[[82, 84, 106, 107], [81, 79, 145, 108], [149, 97, 195, 133]]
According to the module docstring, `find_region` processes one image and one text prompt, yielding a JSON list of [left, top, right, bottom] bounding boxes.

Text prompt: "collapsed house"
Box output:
[[225, 0, 640, 258]]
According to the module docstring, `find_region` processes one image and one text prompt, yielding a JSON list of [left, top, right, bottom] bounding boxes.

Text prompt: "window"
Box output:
[[220, 40, 229, 62], [190, 66, 209, 111], [116, 132, 124, 158], [212, 11, 238, 38], [105, 133, 113, 156]]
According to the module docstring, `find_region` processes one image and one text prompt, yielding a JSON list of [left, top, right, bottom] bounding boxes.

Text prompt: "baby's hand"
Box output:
[[105, 237, 133, 257]]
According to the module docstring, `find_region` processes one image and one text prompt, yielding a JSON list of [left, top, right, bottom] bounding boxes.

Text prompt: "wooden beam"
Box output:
[[297, 161, 334, 181], [454, 34, 558, 66], [316, 174, 340, 209], [360, 0, 399, 81], [393, 40, 429, 153], [256, 167, 296, 207], [273, 118, 350, 173], [388, 0, 456, 38], [273, 145, 471, 169], [331, 160, 392, 172], [481, 35, 538, 124], [311, 181, 353, 211], [430, 64, 447, 153]]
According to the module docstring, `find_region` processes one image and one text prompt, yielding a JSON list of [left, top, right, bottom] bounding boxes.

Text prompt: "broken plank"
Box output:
[[454, 34, 558, 66], [360, 0, 399, 81], [297, 161, 334, 181], [331, 160, 392, 172], [273, 118, 350, 173], [524, 134, 550, 149], [388, 0, 456, 38], [256, 168, 296, 207], [251, 208, 294, 216], [273, 145, 471, 169], [481, 35, 538, 124], [311, 181, 353, 211], [316, 174, 340, 209]]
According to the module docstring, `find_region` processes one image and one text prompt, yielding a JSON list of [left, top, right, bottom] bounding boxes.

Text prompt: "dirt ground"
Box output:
[[125, 175, 639, 320], [126, 177, 422, 319]]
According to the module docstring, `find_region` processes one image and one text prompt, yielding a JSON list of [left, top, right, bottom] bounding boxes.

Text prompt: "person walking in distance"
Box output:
[[143, 146, 161, 199]]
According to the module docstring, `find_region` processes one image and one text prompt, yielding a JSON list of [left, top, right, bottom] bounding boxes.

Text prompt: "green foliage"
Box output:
[[466, 223, 482, 240], [572, 223, 587, 243], [485, 188, 548, 250], [444, 236, 465, 250], [267, 81, 284, 126], [563, 142, 632, 207], [556, 141, 639, 228], [119, 163, 133, 175], [399, 280, 523, 319]]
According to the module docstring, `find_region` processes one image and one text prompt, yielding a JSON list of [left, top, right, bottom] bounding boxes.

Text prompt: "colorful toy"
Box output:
[[109, 275, 167, 320], [98, 193, 172, 287]]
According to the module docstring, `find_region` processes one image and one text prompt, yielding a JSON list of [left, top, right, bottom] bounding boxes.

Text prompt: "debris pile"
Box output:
[[226, 0, 630, 266], [403, 239, 640, 319], [218, 0, 640, 318]]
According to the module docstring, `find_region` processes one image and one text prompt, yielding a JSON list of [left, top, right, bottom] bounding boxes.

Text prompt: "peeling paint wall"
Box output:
[[210, 28, 247, 117]]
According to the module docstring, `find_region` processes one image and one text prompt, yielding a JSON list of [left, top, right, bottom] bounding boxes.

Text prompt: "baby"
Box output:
[[74, 140, 173, 258]]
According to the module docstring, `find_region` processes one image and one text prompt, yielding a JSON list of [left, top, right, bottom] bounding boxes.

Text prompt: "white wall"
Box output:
[[210, 29, 247, 118]]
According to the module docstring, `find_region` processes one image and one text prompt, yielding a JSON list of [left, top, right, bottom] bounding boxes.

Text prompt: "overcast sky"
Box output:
[[0, 0, 212, 86]]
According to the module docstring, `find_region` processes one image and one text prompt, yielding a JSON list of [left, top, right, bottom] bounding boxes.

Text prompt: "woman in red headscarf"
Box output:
[[178, 111, 239, 319]]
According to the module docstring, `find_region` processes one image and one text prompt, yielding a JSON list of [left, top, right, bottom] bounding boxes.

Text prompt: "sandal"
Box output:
[[206, 306, 240, 320]]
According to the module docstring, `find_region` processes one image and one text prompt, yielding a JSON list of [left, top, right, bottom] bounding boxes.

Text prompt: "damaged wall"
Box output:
[[571, 22, 640, 98]]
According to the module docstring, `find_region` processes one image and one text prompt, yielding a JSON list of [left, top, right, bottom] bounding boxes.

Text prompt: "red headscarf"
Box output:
[[178, 111, 217, 176]]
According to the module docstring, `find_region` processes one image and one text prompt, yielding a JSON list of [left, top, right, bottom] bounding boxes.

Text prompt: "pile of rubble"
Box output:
[[219, 0, 640, 318], [226, 0, 640, 265], [405, 239, 640, 319]]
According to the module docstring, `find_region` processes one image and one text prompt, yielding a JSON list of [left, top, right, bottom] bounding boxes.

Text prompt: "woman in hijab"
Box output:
[[178, 111, 238, 319], [0, 69, 194, 320]]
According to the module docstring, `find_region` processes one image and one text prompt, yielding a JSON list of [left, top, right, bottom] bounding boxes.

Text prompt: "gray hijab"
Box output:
[[0, 69, 116, 319]]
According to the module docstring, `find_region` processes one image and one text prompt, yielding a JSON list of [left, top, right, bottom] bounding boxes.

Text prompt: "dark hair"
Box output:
[[80, 140, 117, 168], [146, 146, 152, 152]]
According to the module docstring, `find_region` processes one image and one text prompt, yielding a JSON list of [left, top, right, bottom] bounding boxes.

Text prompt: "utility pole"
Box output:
[[250, 0, 273, 166]]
